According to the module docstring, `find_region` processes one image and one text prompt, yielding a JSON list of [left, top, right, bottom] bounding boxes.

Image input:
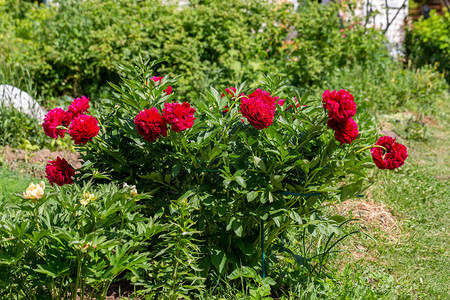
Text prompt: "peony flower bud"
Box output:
[[23, 181, 45, 200]]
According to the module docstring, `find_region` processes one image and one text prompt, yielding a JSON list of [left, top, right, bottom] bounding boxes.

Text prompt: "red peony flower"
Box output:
[[371, 136, 408, 170], [276, 98, 286, 106], [68, 114, 99, 145], [221, 87, 237, 113], [284, 97, 304, 111], [162, 102, 196, 132], [67, 96, 90, 120], [322, 89, 356, 122], [134, 108, 168, 141], [240, 88, 276, 130], [42, 108, 70, 139], [45, 157, 75, 186], [150, 76, 172, 95], [327, 117, 359, 145], [222, 87, 237, 98]]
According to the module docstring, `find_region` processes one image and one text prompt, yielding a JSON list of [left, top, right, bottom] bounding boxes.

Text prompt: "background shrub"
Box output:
[[319, 62, 449, 114], [0, 0, 389, 101], [406, 12, 450, 84], [1, 0, 447, 120]]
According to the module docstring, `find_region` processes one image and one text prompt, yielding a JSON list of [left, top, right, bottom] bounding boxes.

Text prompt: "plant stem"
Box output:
[[33, 209, 40, 231], [170, 208, 183, 300], [73, 251, 82, 300], [355, 144, 387, 154]]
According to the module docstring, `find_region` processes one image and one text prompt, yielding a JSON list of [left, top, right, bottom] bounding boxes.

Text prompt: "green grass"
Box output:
[[0, 164, 38, 203], [329, 101, 450, 299], [372, 112, 449, 298]]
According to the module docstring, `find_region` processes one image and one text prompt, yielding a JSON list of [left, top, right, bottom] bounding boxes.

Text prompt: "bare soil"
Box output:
[[0, 145, 82, 178]]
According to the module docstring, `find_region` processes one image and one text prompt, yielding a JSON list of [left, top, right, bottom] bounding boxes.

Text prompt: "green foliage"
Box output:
[[3, 0, 446, 117], [320, 62, 449, 114], [285, 265, 411, 300], [0, 105, 73, 150], [132, 197, 205, 299], [0, 0, 388, 101], [0, 181, 164, 299], [0, 61, 73, 150], [406, 12, 450, 84], [78, 59, 377, 286]]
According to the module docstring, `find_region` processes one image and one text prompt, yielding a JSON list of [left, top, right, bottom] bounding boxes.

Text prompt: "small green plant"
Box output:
[[0, 61, 73, 150], [132, 195, 205, 299], [0, 180, 164, 299], [0, 105, 73, 150]]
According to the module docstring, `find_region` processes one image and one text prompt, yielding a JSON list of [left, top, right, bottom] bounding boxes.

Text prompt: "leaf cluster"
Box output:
[[0, 182, 164, 299]]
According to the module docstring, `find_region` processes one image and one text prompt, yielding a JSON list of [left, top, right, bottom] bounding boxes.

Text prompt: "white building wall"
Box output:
[[278, 0, 408, 47], [355, 0, 409, 46]]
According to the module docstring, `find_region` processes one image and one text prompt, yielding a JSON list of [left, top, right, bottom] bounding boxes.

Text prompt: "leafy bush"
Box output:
[[4, 0, 445, 117], [77, 59, 378, 286], [1, 53, 414, 297], [0, 62, 73, 150], [0, 0, 389, 101], [319, 62, 449, 114], [406, 12, 450, 84], [0, 105, 68, 150]]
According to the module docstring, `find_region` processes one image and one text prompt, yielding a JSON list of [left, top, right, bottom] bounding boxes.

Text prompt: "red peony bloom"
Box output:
[[222, 87, 237, 98], [371, 136, 408, 170], [150, 76, 172, 95], [276, 98, 286, 106], [68, 114, 99, 145], [134, 108, 168, 141], [322, 89, 356, 122], [162, 102, 196, 132], [240, 88, 276, 130], [327, 117, 359, 145], [45, 157, 75, 186], [221, 87, 237, 113], [67, 96, 90, 120], [284, 97, 304, 111], [42, 108, 70, 139]]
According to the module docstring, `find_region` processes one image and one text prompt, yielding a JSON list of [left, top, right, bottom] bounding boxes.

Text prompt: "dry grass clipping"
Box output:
[[333, 199, 403, 263], [335, 199, 401, 239]]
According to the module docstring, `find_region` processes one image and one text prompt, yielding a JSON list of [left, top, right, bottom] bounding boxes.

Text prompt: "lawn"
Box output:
[[324, 101, 449, 299]]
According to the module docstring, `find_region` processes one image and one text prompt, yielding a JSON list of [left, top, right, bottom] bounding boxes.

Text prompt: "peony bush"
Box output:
[[30, 59, 409, 296]]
